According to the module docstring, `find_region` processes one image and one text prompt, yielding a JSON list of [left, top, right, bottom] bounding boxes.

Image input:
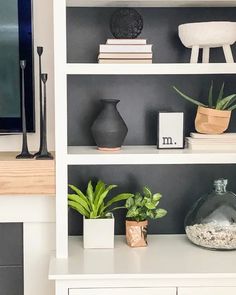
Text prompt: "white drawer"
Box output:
[[69, 288, 176, 295], [178, 287, 236, 295]]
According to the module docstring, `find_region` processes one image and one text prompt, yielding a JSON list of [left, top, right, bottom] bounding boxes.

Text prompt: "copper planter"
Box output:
[[195, 106, 231, 134], [126, 220, 148, 247]]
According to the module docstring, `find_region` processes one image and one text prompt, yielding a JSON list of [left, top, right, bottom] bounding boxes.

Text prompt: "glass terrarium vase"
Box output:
[[185, 179, 236, 250]]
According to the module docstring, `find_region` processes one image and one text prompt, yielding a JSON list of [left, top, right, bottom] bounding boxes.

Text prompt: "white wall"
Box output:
[[0, 0, 55, 152]]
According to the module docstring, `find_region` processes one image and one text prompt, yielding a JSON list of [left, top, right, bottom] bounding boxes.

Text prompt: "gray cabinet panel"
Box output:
[[0, 223, 23, 266], [0, 267, 23, 295]]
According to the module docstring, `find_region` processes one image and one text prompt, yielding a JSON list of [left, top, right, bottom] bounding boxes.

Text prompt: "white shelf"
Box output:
[[67, 0, 236, 7], [67, 63, 236, 75], [67, 146, 236, 165], [49, 235, 236, 282]]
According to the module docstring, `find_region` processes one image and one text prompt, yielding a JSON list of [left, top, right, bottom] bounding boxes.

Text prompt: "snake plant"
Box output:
[[68, 180, 133, 219], [173, 82, 236, 111]]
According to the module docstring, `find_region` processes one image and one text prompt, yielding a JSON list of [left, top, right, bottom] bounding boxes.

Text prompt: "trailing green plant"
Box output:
[[68, 180, 133, 219], [173, 82, 236, 111], [125, 186, 167, 222]]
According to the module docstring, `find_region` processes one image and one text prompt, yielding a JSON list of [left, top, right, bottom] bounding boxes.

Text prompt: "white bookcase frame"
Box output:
[[53, 0, 236, 258], [54, 0, 68, 258]]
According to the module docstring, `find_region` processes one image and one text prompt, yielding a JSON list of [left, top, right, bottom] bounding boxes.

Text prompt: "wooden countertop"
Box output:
[[0, 152, 55, 195]]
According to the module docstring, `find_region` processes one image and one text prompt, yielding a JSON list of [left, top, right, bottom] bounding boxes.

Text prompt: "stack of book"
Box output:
[[186, 133, 236, 151], [98, 39, 153, 64]]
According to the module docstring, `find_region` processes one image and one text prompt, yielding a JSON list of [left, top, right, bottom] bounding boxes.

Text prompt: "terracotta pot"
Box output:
[[126, 220, 148, 247], [195, 106, 231, 134]]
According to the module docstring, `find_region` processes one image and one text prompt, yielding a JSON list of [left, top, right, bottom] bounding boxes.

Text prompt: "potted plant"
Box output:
[[68, 180, 133, 249], [173, 82, 236, 134], [125, 186, 167, 247]]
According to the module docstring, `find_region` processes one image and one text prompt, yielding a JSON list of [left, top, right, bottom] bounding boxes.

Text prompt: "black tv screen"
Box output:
[[0, 0, 34, 133]]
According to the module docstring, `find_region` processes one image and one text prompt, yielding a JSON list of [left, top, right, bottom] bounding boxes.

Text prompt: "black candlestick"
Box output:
[[16, 61, 34, 159], [35, 73, 53, 160], [34, 46, 44, 156]]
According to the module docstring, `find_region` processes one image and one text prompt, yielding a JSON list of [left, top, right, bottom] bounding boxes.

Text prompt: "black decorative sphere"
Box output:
[[110, 8, 143, 39]]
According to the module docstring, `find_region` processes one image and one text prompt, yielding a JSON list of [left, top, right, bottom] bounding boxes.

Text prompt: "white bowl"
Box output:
[[179, 21, 236, 48]]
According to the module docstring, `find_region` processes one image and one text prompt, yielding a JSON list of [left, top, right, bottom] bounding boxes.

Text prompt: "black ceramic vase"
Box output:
[[91, 99, 128, 151]]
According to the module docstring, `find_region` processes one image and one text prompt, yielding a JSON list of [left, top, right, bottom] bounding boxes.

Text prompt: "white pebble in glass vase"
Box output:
[[185, 179, 236, 250]]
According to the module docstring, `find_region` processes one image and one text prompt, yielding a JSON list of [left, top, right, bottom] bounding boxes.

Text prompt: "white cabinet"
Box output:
[[49, 236, 236, 295], [178, 287, 236, 295], [69, 288, 176, 295]]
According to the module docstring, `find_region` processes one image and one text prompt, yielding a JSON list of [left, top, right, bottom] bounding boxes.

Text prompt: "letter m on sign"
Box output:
[[162, 137, 173, 145], [157, 112, 184, 149]]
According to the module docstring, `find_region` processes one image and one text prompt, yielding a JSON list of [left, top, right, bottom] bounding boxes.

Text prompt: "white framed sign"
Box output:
[[157, 112, 184, 149]]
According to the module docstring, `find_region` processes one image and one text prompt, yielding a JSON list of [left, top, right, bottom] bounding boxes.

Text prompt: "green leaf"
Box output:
[[216, 94, 236, 110], [68, 184, 90, 208], [110, 206, 126, 212], [104, 212, 113, 218], [145, 201, 158, 210], [94, 180, 106, 204], [146, 210, 154, 219], [68, 200, 89, 218], [97, 201, 105, 215], [68, 194, 90, 212], [208, 81, 213, 108], [228, 104, 236, 111], [94, 181, 106, 208], [173, 86, 207, 107], [69, 184, 86, 198], [126, 206, 139, 218], [87, 181, 94, 203], [134, 193, 143, 206], [155, 208, 168, 219], [103, 193, 134, 212], [139, 212, 147, 222], [152, 193, 162, 202], [143, 196, 150, 205], [143, 186, 152, 197], [222, 94, 236, 110], [217, 82, 225, 105], [125, 196, 135, 208], [89, 211, 98, 219], [95, 185, 117, 215]]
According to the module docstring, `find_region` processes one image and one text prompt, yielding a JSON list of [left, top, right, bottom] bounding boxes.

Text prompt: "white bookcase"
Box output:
[[51, 1, 236, 294]]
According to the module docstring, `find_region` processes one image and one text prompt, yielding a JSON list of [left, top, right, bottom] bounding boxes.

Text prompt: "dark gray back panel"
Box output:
[[67, 7, 236, 146], [68, 165, 236, 235], [67, 7, 236, 63], [0, 223, 23, 266], [67, 7, 236, 236], [0, 224, 23, 295], [0, 267, 23, 295], [68, 75, 236, 146]]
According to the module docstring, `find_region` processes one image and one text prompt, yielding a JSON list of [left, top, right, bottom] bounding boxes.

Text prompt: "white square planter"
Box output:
[[83, 216, 114, 249]]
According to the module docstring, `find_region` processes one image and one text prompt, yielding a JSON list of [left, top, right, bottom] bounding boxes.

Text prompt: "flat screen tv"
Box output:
[[0, 0, 34, 133]]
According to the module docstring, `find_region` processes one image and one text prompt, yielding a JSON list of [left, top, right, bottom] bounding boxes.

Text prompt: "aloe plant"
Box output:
[[173, 82, 236, 111], [125, 186, 167, 222], [68, 180, 133, 219]]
